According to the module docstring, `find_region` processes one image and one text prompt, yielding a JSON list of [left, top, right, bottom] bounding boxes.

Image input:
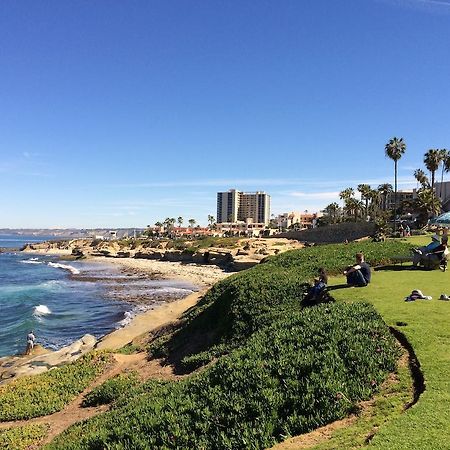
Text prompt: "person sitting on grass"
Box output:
[[411, 234, 446, 269], [303, 268, 330, 306], [344, 253, 371, 287]]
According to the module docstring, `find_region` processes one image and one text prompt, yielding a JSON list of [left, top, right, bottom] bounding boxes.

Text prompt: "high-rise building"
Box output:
[[216, 190, 271, 225]]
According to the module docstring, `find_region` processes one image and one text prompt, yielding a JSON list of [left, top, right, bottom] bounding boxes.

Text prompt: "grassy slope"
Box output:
[[319, 239, 450, 450]]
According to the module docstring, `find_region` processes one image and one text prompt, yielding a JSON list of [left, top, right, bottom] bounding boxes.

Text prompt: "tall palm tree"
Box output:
[[345, 198, 364, 222], [368, 189, 381, 219], [424, 148, 442, 192], [385, 137, 406, 233], [377, 183, 393, 211], [339, 188, 354, 217], [357, 184, 371, 218], [188, 218, 196, 228], [438, 148, 450, 197], [177, 216, 183, 228], [424, 148, 443, 215]]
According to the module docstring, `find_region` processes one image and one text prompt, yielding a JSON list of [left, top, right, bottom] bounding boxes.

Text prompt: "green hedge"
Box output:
[[0, 352, 111, 421]]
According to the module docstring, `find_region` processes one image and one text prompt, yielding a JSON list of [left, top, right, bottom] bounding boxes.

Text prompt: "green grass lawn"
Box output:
[[320, 256, 450, 450]]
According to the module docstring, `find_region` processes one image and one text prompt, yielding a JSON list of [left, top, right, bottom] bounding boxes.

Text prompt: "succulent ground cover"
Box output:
[[0, 424, 48, 450], [0, 352, 111, 421], [44, 240, 410, 449]]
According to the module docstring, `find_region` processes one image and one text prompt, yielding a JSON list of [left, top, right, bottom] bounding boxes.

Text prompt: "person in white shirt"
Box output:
[[26, 331, 36, 355]]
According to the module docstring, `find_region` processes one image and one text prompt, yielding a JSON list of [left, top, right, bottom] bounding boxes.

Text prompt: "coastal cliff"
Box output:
[[22, 237, 304, 271]]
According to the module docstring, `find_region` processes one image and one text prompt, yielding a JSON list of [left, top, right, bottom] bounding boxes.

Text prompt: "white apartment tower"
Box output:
[[217, 190, 271, 225]]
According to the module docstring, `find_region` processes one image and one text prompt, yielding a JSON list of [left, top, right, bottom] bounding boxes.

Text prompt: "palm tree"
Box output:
[[324, 202, 340, 223], [188, 218, 196, 228], [345, 198, 364, 221], [438, 148, 450, 197], [385, 137, 406, 232], [415, 188, 441, 223], [357, 184, 371, 218], [424, 148, 443, 215], [207, 215, 215, 229], [339, 188, 354, 217], [368, 189, 381, 219], [177, 216, 183, 228], [377, 183, 393, 211], [424, 149, 442, 192], [414, 169, 429, 190]]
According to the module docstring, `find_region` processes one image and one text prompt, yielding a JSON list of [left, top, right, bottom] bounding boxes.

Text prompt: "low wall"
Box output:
[[274, 222, 376, 244]]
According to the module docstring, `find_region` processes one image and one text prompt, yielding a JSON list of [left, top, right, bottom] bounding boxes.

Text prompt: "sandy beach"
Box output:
[[17, 249, 232, 354]]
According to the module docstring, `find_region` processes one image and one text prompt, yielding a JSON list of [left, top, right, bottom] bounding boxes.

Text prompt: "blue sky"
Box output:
[[1, 0, 449, 228]]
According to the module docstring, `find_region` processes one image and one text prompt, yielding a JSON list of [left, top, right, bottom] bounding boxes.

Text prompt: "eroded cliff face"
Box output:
[[22, 237, 304, 270]]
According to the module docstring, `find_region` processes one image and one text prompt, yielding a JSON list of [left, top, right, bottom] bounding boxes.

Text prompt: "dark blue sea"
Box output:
[[0, 234, 196, 357]]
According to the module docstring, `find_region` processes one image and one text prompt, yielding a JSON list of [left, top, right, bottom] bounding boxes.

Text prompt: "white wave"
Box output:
[[48, 262, 80, 275], [34, 304, 52, 316], [22, 259, 43, 264]]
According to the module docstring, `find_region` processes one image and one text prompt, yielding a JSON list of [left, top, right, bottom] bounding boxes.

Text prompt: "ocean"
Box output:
[[0, 234, 196, 357]]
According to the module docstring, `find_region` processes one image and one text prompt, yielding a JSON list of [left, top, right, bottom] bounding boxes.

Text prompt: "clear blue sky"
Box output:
[[1, 0, 449, 228]]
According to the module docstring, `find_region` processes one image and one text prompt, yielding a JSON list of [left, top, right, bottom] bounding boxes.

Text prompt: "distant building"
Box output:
[[217, 190, 271, 225], [215, 219, 271, 237], [274, 211, 321, 230], [435, 182, 450, 211], [386, 189, 417, 210]]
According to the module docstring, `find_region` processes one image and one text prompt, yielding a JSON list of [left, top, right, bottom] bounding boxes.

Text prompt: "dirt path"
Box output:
[[0, 352, 177, 447]]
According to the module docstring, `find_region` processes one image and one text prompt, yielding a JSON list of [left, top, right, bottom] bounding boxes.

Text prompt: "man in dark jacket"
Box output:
[[344, 253, 371, 287]]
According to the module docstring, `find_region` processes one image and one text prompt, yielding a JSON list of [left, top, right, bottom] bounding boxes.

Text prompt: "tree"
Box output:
[[414, 169, 429, 190], [188, 218, 196, 228], [377, 184, 393, 211], [177, 216, 183, 228], [357, 184, 372, 218], [339, 188, 354, 218], [324, 202, 340, 223], [368, 189, 381, 219], [438, 148, 450, 196], [424, 148, 442, 191], [385, 137, 406, 232], [424, 148, 443, 215], [207, 215, 215, 229], [415, 188, 441, 225], [345, 198, 364, 221]]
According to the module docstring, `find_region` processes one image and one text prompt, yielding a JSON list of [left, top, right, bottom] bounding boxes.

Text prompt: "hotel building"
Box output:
[[216, 190, 271, 226]]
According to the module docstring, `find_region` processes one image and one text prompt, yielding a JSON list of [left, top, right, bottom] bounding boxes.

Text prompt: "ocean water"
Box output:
[[0, 235, 196, 357]]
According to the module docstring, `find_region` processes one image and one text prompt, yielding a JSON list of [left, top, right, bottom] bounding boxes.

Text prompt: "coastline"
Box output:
[[1, 249, 231, 379]]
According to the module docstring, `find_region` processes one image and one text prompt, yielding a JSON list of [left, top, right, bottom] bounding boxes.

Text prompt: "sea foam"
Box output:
[[34, 304, 52, 316], [48, 262, 80, 275]]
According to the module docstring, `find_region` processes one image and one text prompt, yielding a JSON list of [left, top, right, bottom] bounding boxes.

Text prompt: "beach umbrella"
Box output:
[[429, 212, 450, 226]]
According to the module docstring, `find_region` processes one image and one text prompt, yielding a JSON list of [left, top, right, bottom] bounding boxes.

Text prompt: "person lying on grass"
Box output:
[[344, 252, 371, 287]]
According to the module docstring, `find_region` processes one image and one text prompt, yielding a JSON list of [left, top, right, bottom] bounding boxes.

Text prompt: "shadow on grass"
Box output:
[[374, 264, 414, 272], [327, 284, 351, 291]]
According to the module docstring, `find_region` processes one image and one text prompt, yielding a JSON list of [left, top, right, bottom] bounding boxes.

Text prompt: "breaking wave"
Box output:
[[48, 262, 80, 275], [34, 304, 52, 316]]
